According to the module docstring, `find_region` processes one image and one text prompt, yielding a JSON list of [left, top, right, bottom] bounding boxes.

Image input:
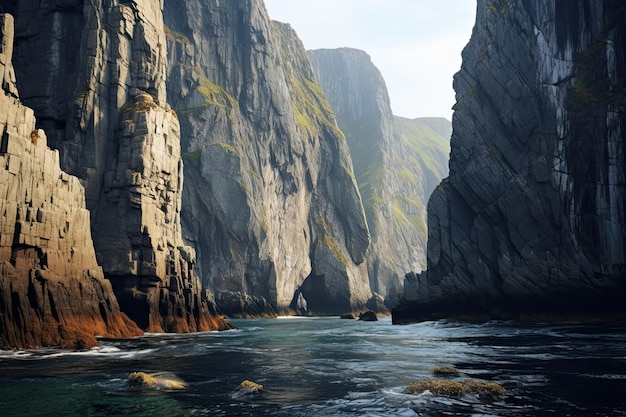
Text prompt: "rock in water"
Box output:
[[0, 13, 142, 350], [128, 372, 187, 390], [238, 380, 264, 393], [393, 0, 626, 323], [308, 48, 450, 309], [358, 310, 378, 321], [164, 1, 372, 316], [9, 1, 232, 333]]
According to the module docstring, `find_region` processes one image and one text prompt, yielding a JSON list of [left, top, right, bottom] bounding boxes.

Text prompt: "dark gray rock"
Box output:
[[394, 0, 626, 322], [358, 310, 378, 321], [163, 0, 372, 316]]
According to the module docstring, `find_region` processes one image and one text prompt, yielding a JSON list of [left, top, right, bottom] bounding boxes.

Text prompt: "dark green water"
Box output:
[[1, 317, 625, 416]]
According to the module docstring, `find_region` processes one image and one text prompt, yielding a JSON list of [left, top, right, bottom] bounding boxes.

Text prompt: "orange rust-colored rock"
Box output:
[[0, 13, 141, 350]]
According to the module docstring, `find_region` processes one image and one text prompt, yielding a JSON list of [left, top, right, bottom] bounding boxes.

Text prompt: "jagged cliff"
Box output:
[[7, 1, 230, 332], [164, 0, 372, 316], [308, 48, 450, 307], [394, 0, 626, 322], [0, 13, 141, 349]]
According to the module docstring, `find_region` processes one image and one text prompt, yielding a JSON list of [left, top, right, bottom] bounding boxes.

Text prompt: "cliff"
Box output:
[[308, 48, 450, 307], [394, 0, 626, 322], [8, 1, 231, 332], [0, 13, 141, 349], [164, 0, 372, 316]]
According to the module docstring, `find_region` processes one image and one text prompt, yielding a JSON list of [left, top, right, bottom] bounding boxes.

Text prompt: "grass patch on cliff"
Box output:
[[288, 76, 344, 140], [182, 150, 202, 161], [198, 78, 237, 108], [314, 218, 350, 267], [182, 76, 238, 114], [320, 235, 350, 267], [164, 25, 191, 44], [218, 142, 239, 156], [566, 7, 626, 112]]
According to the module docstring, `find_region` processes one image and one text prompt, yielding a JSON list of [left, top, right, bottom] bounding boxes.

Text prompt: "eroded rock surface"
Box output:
[[394, 0, 626, 322], [0, 13, 141, 349], [9, 1, 231, 332], [164, 0, 372, 315], [309, 48, 450, 308]]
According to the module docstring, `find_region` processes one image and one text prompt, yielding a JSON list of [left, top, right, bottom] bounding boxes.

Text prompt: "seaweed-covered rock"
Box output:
[[128, 372, 187, 390], [405, 379, 505, 401], [237, 380, 264, 394]]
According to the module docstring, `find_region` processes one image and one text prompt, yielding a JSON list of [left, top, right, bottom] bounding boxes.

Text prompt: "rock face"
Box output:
[[0, 13, 141, 349], [9, 1, 230, 332], [308, 48, 450, 307], [163, 1, 372, 315], [394, 0, 626, 322]]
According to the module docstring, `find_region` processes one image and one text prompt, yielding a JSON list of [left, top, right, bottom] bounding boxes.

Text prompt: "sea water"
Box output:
[[1, 317, 625, 416]]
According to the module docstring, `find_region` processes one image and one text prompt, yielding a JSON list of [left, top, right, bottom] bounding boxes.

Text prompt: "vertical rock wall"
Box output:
[[0, 13, 141, 349], [309, 48, 450, 308], [394, 0, 626, 322], [164, 0, 372, 315], [10, 1, 231, 331]]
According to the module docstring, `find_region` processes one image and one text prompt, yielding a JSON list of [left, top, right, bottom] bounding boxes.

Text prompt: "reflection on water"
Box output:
[[1, 318, 625, 416]]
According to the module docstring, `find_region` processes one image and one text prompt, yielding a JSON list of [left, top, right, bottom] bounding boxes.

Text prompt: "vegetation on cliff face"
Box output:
[[308, 47, 451, 306], [270, 22, 345, 141], [163, 2, 372, 316]]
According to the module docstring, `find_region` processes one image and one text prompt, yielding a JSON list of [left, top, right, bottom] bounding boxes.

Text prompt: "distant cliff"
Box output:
[[8, 1, 231, 333], [0, 13, 141, 349], [308, 48, 450, 307], [164, 0, 372, 316], [394, 0, 626, 322]]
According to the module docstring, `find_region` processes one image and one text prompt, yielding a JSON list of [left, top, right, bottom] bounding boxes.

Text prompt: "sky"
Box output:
[[263, 0, 477, 121]]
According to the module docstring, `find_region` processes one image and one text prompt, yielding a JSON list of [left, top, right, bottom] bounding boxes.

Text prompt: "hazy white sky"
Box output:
[[263, 0, 476, 120]]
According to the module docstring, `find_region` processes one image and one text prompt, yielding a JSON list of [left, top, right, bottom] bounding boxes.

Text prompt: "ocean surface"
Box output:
[[1, 317, 625, 416]]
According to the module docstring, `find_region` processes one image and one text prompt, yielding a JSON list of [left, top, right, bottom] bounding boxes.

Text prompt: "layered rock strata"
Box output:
[[9, 1, 230, 331], [394, 0, 626, 322], [0, 13, 141, 349], [164, 0, 372, 315], [309, 48, 450, 308]]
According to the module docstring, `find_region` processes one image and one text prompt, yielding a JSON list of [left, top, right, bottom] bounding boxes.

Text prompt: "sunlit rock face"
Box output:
[[9, 1, 231, 332], [394, 0, 626, 322], [308, 48, 450, 309], [164, 0, 372, 316], [0, 13, 142, 349]]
